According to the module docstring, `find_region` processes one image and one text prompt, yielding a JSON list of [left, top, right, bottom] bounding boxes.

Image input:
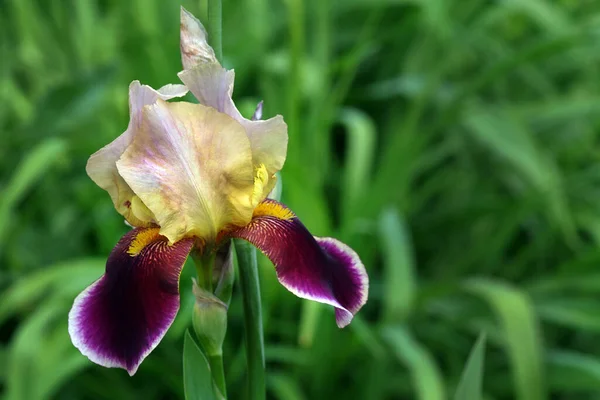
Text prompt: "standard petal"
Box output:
[[68, 228, 193, 375], [117, 100, 255, 244], [180, 7, 217, 69], [178, 10, 288, 176], [86, 81, 188, 225], [178, 66, 288, 176], [230, 200, 368, 328]]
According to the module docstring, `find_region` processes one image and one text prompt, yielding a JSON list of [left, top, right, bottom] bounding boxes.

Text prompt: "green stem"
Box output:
[[209, 353, 227, 399], [207, 0, 223, 63], [234, 239, 265, 400], [192, 250, 215, 292], [286, 0, 303, 159]]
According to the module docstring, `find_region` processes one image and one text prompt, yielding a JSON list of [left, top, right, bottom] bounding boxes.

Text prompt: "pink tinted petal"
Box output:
[[116, 100, 255, 244], [68, 228, 193, 375], [86, 81, 188, 225], [179, 66, 288, 175], [180, 7, 217, 69], [178, 10, 288, 176], [230, 200, 368, 328]]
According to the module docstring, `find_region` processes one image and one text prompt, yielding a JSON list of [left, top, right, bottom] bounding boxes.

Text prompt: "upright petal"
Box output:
[[178, 9, 288, 176], [68, 228, 194, 375], [230, 200, 368, 328], [86, 81, 188, 226], [117, 100, 255, 244], [180, 7, 217, 69]]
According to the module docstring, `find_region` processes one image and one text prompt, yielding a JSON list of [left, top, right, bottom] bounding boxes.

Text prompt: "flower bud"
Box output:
[[192, 279, 228, 356]]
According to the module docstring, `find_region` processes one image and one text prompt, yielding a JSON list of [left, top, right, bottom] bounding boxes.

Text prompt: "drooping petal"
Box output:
[[86, 81, 188, 226], [68, 228, 193, 375], [230, 200, 368, 327], [116, 99, 255, 244], [178, 8, 288, 176]]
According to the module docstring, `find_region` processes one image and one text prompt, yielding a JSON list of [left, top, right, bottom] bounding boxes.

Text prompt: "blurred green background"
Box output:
[[2, 0, 600, 399]]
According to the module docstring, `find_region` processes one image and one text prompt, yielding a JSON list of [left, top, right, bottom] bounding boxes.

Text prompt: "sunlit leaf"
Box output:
[[465, 279, 546, 400], [268, 373, 307, 400], [547, 350, 600, 391], [0, 138, 67, 251], [378, 207, 416, 323], [454, 332, 486, 400], [183, 330, 217, 400], [382, 326, 445, 400]]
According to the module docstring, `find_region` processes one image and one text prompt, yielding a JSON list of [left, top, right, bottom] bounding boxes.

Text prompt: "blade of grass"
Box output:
[[464, 279, 545, 400], [378, 208, 416, 323], [454, 332, 486, 400], [382, 325, 446, 400]]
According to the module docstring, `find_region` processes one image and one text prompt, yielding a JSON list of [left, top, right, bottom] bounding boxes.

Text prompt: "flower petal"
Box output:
[[117, 100, 255, 244], [180, 7, 217, 69], [86, 81, 188, 226], [68, 228, 193, 375], [230, 200, 368, 327], [178, 10, 287, 176]]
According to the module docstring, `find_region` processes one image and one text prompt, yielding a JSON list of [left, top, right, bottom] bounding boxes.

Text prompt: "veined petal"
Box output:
[[68, 228, 194, 375], [230, 200, 368, 327], [178, 9, 288, 176], [180, 7, 217, 69], [117, 100, 255, 244], [86, 81, 188, 226]]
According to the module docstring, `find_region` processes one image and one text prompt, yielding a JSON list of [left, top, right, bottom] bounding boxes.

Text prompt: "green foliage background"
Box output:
[[2, 0, 600, 399]]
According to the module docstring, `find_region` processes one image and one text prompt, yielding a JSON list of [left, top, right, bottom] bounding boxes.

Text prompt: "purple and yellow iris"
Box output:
[[68, 8, 368, 375]]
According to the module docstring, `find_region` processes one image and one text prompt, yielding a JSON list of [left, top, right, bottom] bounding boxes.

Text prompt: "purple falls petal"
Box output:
[[68, 228, 193, 375], [231, 199, 368, 327]]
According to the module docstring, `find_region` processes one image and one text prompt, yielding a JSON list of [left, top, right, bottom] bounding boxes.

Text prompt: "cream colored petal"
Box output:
[[180, 7, 217, 69], [130, 196, 156, 225], [116, 100, 255, 244], [243, 116, 288, 174], [86, 81, 187, 225], [178, 8, 288, 176], [178, 66, 288, 175], [178, 63, 236, 115]]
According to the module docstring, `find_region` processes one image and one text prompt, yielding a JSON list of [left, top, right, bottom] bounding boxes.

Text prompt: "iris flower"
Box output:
[[68, 8, 368, 375]]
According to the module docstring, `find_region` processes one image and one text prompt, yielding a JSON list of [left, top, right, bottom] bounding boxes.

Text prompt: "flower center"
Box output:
[[127, 227, 162, 256]]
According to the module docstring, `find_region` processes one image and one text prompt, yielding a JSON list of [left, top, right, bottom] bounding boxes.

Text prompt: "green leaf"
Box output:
[[6, 302, 89, 400], [547, 350, 600, 391], [462, 107, 574, 241], [463, 107, 552, 193], [535, 297, 600, 332], [378, 208, 416, 323], [0, 138, 67, 250], [349, 315, 387, 360], [465, 279, 546, 400], [454, 332, 486, 400], [382, 325, 445, 400], [268, 373, 307, 400], [0, 258, 105, 324], [298, 301, 321, 348], [25, 66, 116, 138], [183, 330, 218, 400], [501, 0, 571, 34], [338, 108, 376, 221]]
